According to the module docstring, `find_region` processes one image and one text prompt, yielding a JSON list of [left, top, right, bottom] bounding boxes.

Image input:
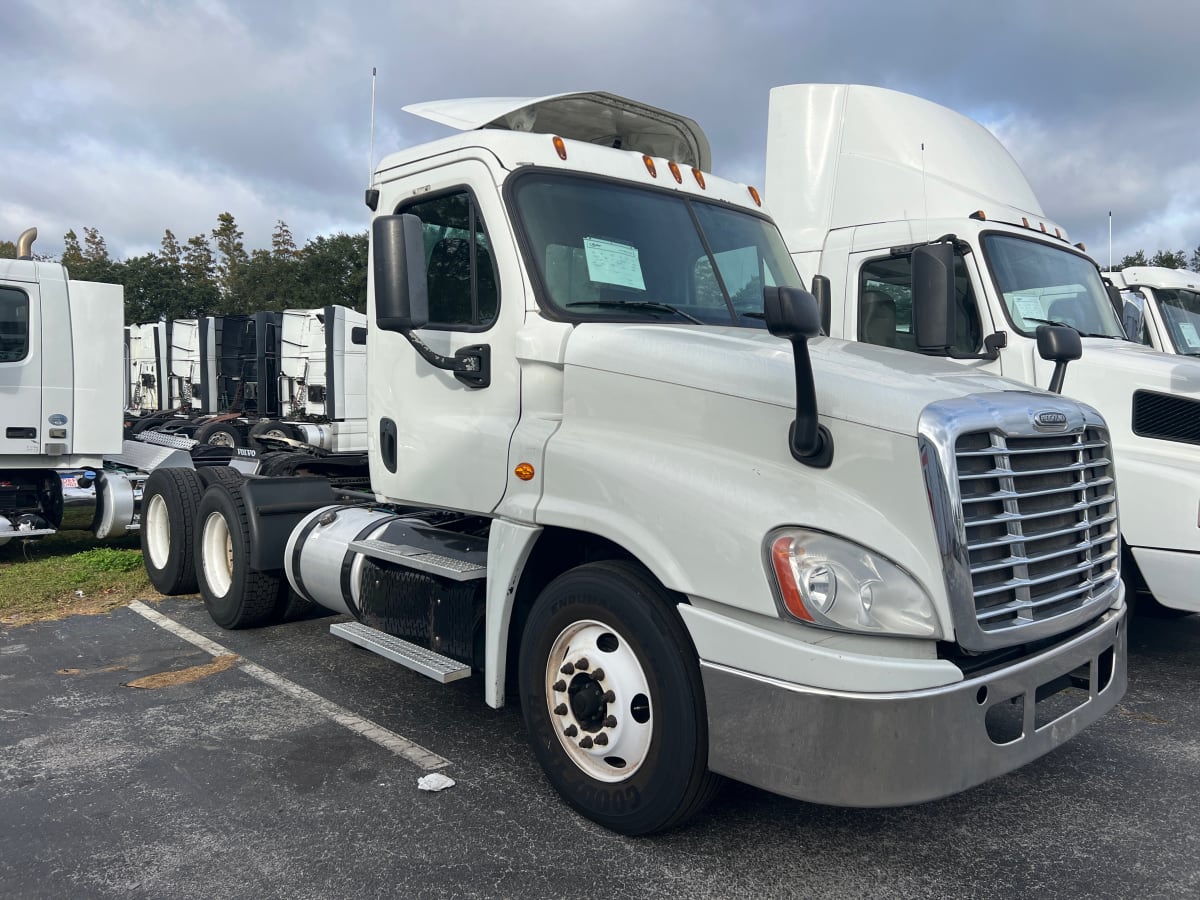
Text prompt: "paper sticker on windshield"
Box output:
[[1012, 295, 1044, 322], [1179, 322, 1200, 349], [583, 237, 646, 290]]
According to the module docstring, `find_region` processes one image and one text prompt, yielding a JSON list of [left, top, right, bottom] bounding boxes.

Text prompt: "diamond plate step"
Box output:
[[330, 621, 471, 683], [349, 539, 487, 582]]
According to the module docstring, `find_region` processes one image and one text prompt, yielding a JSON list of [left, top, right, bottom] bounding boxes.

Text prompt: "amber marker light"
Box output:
[[1039, 222, 1047, 233], [748, 185, 763, 207], [514, 462, 535, 481], [692, 168, 706, 189], [642, 155, 658, 177], [552, 136, 568, 160], [969, 210, 987, 221], [667, 161, 683, 183], [1022, 217, 1031, 228], [770, 536, 814, 623]]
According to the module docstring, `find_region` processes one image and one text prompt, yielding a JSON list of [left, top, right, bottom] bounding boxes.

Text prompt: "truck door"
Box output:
[[0, 280, 41, 456], [373, 161, 522, 513], [849, 243, 1001, 374]]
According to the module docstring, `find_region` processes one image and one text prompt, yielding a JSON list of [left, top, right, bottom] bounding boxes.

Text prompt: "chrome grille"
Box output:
[[955, 427, 1119, 634]]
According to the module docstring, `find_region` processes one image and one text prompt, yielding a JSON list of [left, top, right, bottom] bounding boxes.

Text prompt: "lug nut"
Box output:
[[576, 658, 589, 671], [604, 716, 617, 728], [560, 662, 574, 675], [594, 733, 609, 746], [564, 724, 578, 737], [590, 668, 605, 681], [603, 691, 615, 703], [553, 680, 566, 692], [554, 703, 568, 716], [579, 736, 593, 749]]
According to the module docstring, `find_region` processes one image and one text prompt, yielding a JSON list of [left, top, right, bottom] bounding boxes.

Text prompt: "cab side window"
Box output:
[[858, 254, 982, 355], [399, 191, 498, 330], [0, 287, 30, 362]]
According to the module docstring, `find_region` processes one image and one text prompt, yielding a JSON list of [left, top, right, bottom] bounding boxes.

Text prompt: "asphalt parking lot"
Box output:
[[2, 598, 1198, 899]]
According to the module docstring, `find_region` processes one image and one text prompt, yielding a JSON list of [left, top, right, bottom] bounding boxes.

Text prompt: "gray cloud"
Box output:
[[3, 0, 1198, 267]]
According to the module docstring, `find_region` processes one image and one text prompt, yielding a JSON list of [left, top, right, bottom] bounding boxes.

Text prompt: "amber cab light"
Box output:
[[552, 136, 567, 160], [748, 185, 763, 207], [692, 168, 706, 189], [667, 161, 683, 183], [642, 155, 658, 177]]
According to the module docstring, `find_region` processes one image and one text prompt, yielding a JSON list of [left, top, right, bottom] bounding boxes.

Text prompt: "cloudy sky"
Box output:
[[3, 0, 1198, 268]]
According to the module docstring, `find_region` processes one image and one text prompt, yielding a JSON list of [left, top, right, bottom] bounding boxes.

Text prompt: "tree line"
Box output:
[[0, 213, 367, 325], [1116, 247, 1200, 271]]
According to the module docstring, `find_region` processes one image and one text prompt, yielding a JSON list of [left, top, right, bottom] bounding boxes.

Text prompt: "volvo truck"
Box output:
[[765, 83, 1200, 615], [144, 92, 1127, 834]]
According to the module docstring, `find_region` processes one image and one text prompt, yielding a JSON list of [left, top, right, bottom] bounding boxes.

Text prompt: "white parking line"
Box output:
[[128, 601, 450, 771]]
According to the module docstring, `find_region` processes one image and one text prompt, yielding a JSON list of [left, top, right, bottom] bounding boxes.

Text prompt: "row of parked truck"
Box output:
[[3, 82, 1198, 835]]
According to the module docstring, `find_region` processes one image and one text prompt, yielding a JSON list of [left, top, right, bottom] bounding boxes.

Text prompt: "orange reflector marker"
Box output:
[[642, 155, 657, 177], [1022, 217, 1030, 228], [1076, 241, 1087, 251], [667, 161, 683, 183], [748, 185, 762, 207], [1039, 222, 1047, 233], [1054, 228, 1062, 239], [552, 136, 567, 160], [969, 210, 986, 221], [692, 168, 706, 189], [770, 537, 813, 622], [514, 463, 535, 481]]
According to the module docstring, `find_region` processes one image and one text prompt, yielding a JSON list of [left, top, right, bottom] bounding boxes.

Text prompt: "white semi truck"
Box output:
[[144, 92, 1126, 834], [765, 83, 1200, 615], [0, 228, 127, 542], [1104, 266, 1200, 358]]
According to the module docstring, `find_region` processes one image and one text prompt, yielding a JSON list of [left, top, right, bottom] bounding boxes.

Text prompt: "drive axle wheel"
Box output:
[[518, 560, 722, 835], [140, 467, 205, 595], [195, 481, 289, 629]]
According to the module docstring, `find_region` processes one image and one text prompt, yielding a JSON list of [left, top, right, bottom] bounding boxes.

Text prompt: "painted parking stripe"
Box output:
[[129, 601, 450, 771]]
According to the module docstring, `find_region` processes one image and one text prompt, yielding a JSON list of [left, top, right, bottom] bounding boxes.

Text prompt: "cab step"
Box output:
[[330, 621, 472, 683], [349, 538, 487, 582]]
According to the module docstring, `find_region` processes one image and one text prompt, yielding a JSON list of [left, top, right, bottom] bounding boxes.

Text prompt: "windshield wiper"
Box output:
[[566, 299, 705, 324], [1023, 316, 1124, 340]]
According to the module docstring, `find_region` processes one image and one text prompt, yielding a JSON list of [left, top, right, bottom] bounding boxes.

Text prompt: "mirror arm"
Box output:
[[402, 331, 491, 389], [787, 340, 834, 467]]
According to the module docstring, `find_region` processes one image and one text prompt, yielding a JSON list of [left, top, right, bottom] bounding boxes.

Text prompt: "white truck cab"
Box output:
[[1105, 266, 1200, 358], [766, 83, 1200, 614], [155, 92, 1126, 834], [0, 228, 125, 541]]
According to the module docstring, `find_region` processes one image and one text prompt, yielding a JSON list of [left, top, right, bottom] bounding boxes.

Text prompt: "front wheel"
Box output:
[[518, 560, 722, 835]]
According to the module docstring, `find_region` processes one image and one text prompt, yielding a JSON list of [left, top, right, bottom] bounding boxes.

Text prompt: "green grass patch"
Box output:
[[0, 530, 161, 626]]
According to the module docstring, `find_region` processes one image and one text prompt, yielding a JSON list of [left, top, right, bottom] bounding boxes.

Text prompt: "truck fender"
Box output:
[[483, 519, 543, 709]]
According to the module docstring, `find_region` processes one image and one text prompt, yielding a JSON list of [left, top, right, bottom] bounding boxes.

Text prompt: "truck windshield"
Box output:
[[1153, 288, 1200, 355], [982, 234, 1127, 339], [510, 172, 803, 326]]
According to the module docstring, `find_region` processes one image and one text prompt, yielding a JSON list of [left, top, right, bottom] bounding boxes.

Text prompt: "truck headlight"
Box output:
[[766, 528, 942, 639]]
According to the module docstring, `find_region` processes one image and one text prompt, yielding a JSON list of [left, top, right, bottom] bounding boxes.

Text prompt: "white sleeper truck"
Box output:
[[0, 228, 127, 542], [766, 83, 1200, 615], [147, 93, 1127, 834], [1105, 266, 1200, 358]]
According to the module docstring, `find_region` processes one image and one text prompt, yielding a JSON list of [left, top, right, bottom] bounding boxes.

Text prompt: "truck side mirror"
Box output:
[[1036, 324, 1082, 394], [1122, 294, 1146, 342], [810, 274, 832, 336], [911, 243, 957, 352], [373, 214, 429, 332], [764, 286, 833, 468]]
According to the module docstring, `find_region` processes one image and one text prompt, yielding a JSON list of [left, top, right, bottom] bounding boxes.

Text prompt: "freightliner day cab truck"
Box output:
[[147, 92, 1127, 834], [1104, 266, 1200, 358], [765, 83, 1200, 615]]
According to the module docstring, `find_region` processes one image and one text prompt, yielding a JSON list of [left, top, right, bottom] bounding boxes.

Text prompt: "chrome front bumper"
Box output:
[[701, 605, 1126, 807]]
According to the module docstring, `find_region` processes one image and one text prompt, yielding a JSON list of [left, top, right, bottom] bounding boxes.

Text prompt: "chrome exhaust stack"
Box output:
[[16, 227, 37, 260]]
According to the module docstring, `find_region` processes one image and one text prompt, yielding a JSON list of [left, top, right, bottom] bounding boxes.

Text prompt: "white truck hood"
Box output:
[[565, 324, 1037, 437], [1064, 338, 1200, 400], [403, 91, 711, 171]]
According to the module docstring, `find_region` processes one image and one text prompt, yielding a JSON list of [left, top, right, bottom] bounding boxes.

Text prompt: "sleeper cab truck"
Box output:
[[146, 93, 1127, 834], [766, 82, 1200, 615]]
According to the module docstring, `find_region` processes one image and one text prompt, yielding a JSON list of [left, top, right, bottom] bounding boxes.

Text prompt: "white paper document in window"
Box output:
[[583, 237, 646, 291]]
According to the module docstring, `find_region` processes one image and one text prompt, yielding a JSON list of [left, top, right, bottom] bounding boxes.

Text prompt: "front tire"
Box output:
[[195, 481, 289, 629], [518, 560, 722, 835]]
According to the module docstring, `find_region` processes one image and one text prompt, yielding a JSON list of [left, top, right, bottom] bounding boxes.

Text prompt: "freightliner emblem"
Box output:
[[1034, 410, 1069, 430]]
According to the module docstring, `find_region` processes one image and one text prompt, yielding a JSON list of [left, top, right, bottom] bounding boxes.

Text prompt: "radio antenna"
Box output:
[[367, 66, 378, 187]]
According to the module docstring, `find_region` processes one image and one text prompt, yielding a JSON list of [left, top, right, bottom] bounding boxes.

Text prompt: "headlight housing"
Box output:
[[766, 528, 942, 639]]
